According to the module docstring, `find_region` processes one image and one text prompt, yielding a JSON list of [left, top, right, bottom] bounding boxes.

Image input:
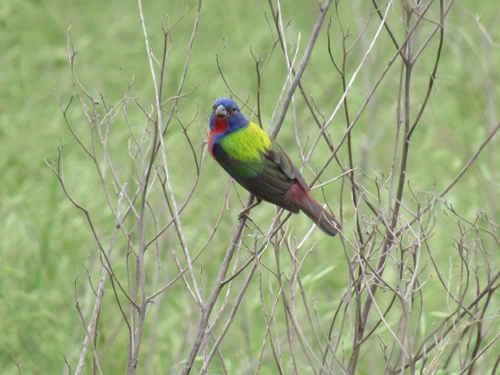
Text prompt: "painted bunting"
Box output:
[[208, 98, 341, 236]]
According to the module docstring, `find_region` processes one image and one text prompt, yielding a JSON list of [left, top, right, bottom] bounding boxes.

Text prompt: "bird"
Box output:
[[208, 97, 341, 236]]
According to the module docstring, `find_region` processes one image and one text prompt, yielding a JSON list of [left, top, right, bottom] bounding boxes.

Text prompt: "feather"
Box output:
[[288, 184, 341, 236]]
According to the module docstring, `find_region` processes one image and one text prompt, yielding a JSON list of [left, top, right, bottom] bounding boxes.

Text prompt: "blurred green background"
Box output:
[[0, 0, 499, 373]]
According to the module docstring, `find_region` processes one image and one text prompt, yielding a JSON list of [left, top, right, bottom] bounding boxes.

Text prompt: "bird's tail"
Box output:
[[289, 184, 341, 236]]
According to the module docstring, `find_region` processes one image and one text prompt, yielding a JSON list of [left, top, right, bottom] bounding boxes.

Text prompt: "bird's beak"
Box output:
[[215, 104, 228, 118]]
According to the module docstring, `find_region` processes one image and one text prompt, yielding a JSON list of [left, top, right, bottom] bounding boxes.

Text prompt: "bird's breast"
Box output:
[[209, 117, 230, 158]]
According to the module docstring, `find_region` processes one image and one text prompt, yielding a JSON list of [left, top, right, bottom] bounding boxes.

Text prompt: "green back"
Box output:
[[219, 122, 272, 178]]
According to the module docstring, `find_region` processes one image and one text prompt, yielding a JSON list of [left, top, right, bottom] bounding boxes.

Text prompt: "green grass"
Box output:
[[1, 0, 499, 374]]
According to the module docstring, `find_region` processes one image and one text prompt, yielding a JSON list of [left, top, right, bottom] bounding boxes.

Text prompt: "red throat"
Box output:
[[209, 117, 229, 158], [211, 117, 228, 135]]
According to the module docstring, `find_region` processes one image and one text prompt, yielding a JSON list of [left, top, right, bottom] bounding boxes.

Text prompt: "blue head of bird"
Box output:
[[209, 98, 249, 135]]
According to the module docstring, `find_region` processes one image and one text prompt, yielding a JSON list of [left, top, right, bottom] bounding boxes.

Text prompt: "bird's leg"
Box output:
[[238, 198, 262, 220]]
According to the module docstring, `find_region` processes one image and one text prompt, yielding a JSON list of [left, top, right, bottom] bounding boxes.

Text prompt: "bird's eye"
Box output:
[[212, 105, 216, 111], [232, 106, 237, 113]]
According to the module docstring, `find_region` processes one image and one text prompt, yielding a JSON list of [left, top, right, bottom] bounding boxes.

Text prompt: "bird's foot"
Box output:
[[238, 210, 250, 220], [238, 198, 262, 220]]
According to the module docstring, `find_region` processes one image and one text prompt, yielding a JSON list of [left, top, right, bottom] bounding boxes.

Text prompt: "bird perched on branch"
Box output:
[[208, 97, 341, 236]]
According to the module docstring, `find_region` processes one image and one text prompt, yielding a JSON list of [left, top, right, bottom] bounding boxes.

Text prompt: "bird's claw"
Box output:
[[238, 210, 250, 220]]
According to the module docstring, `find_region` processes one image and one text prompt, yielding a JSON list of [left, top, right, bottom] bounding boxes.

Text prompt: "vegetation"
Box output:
[[1, 0, 499, 374]]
